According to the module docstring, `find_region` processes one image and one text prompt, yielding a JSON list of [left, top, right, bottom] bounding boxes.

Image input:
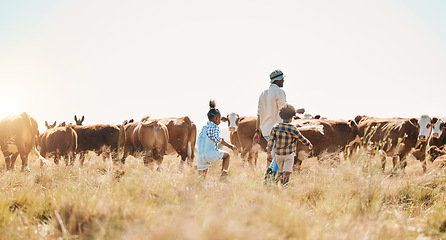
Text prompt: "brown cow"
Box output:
[[142, 116, 196, 167], [45, 121, 57, 129], [74, 115, 84, 125], [72, 124, 125, 164], [122, 120, 169, 168], [292, 118, 359, 170], [221, 113, 267, 168], [354, 115, 433, 172], [428, 146, 446, 162], [428, 118, 446, 149], [39, 126, 78, 165], [0, 112, 45, 171]]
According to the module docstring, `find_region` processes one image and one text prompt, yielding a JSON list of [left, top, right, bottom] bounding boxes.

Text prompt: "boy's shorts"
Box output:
[[197, 150, 225, 170], [275, 153, 295, 173]]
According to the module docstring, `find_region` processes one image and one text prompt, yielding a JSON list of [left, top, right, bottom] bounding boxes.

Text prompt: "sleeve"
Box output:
[[257, 94, 262, 116], [207, 125, 223, 144], [293, 127, 311, 146], [276, 89, 287, 110]]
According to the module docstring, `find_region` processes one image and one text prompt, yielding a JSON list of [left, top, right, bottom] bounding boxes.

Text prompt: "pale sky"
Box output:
[[1, 0, 446, 132]]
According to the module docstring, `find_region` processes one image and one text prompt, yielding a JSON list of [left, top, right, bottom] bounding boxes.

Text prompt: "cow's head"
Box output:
[[431, 117, 445, 139], [221, 112, 240, 132], [74, 115, 84, 126], [45, 121, 56, 129], [412, 115, 433, 142]]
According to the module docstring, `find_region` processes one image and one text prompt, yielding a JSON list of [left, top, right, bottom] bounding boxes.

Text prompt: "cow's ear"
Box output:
[[221, 117, 228, 122], [348, 120, 357, 128], [314, 115, 321, 119], [59, 122, 66, 127], [354, 115, 364, 124], [409, 118, 419, 126], [441, 122, 446, 129], [432, 117, 439, 124], [129, 119, 134, 123], [293, 116, 301, 120]]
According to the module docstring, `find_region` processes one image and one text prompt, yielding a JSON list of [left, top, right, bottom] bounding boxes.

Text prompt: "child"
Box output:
[[267, 104, 313, 186], [197, 100, 237, 181]]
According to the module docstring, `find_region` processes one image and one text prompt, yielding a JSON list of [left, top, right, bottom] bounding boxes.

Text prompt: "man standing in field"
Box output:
[[253, 70, 304, 182]]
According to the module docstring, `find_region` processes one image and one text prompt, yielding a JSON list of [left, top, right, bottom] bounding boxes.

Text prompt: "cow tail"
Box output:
[[184, 117, 196, 162], [117, 124, 125, 158]]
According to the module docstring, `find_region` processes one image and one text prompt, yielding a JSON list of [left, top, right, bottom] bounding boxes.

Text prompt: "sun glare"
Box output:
[[0, 93, 24, 120]]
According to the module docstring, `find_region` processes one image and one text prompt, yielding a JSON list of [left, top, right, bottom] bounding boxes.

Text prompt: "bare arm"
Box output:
[[221, 139, 237, 151]]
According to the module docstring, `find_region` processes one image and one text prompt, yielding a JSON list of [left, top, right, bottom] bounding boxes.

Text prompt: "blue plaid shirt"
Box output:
[[267, 122, 311, 156], [206, 121, 223, 144]]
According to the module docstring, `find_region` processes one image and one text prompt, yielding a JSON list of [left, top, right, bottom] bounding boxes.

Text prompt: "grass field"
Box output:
[[1, 150, 446, 240]]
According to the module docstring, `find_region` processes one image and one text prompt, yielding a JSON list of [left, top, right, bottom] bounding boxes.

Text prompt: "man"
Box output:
[[253, 70, 304, 182]]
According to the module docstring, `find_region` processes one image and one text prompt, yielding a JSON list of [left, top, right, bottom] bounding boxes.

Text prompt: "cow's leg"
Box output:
[[20, 155, 29, 172], [121, 145, 133, 164], [155, 149, 164, 171], [293, 154, 303, 172], [4, 155, 11, 170], [68, 152, 75, 166], [253, 151, 258, 169], [422, 159, 427, 173], [380, 154, 387, 172], [179, 153, 187, 171], [392, 155, 399, 170], [54, 154, 60, 165], [143, 150, 154, 166], [79, 152, 86, 166], [400, 156, 408, 170]]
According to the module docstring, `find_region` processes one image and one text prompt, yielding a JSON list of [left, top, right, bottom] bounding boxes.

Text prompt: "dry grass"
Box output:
[[1, 150, 446, 240]]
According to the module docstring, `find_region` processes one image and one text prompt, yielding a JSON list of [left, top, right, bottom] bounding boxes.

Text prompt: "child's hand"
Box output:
[[308, 144, 313, 151]]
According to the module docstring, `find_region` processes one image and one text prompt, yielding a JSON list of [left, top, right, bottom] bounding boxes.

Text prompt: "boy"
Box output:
[[267, 104, 313, 185]]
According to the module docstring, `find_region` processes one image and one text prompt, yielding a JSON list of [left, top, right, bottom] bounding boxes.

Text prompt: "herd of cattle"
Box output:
[[0, 112, 445, 173]]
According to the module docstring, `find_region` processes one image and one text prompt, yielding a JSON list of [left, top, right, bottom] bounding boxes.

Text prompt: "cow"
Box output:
[[292, 118, 359, 170], [428, 118, 446, 149], [428, 146, 446, 162], [354, 115, 434, 173], [122, 119, 169, 169], [74, 115, 84, 125], [0, 112, 46, 171], [142, 116, 196, 167], [45, 121, 57, 129], [72, 124, 125, 164], [221, 114, 267, 168], [39, 125, 78, 165]]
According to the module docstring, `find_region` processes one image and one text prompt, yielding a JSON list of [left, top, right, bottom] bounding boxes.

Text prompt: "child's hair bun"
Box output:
[[209, 100, 216, 110]]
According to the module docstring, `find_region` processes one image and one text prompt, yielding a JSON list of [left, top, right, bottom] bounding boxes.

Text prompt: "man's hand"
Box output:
[[308, 143, 313, 151], [253, 132, 260, 143], [230, 144, 238, 151]]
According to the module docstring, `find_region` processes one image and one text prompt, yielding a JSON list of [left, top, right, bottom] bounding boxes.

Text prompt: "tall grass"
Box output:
[[0, 150, 446, 239]]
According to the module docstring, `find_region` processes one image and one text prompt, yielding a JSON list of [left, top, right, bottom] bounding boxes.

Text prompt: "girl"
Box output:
[[197, 100, 237, 181]]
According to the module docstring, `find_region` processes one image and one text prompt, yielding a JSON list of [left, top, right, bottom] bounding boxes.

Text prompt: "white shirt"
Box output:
[[257, 84, 286, 137]]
